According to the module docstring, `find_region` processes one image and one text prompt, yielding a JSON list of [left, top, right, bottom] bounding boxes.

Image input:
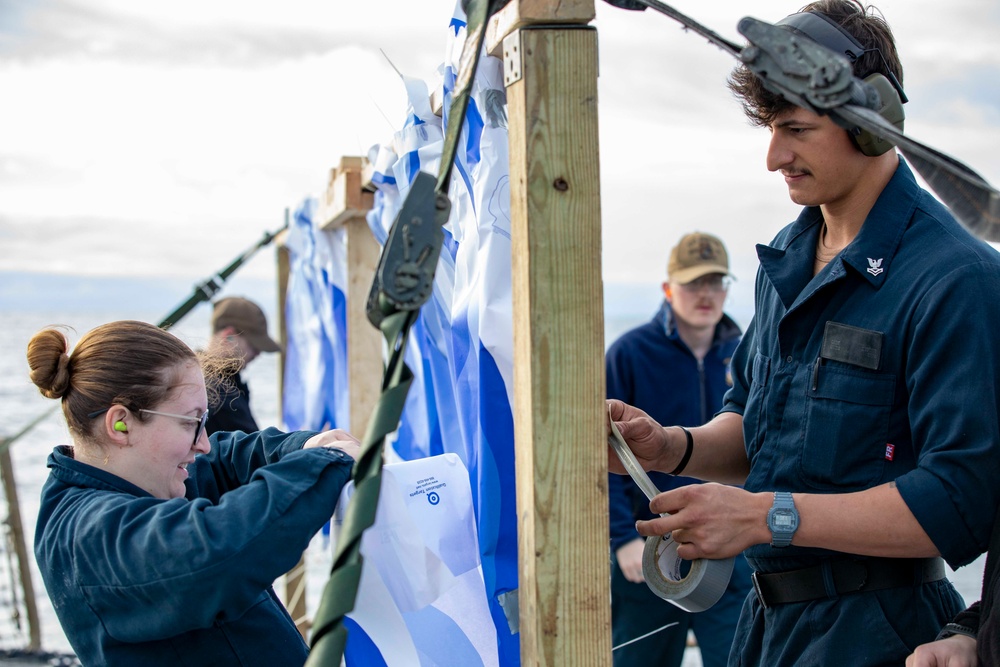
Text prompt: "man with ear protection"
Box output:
[[206, 296, 281, 435], [607, 1, 1000, 664]]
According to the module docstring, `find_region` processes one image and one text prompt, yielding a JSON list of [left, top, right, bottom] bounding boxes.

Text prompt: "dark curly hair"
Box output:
[[728, 0, 904, 127]]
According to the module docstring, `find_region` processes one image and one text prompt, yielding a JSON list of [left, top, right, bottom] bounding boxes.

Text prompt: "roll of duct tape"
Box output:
[[641, 530, 735, 612], [608, 410, 735, 613]]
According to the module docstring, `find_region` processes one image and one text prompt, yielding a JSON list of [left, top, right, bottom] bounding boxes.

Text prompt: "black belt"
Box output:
[[751, 557, 946, 608]]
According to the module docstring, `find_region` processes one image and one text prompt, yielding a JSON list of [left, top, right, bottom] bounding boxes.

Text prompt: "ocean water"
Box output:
[[0, 308, 988, 661]]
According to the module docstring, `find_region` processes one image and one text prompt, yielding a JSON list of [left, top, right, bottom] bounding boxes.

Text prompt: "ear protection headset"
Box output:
[[776, 11, 907, 156]]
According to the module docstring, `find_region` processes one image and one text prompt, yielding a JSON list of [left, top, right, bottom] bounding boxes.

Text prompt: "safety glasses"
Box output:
[[139, 409, 210, 447]]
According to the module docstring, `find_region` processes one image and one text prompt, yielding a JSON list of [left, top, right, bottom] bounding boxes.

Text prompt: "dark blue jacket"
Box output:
[[606, 301, 741, 551], [35, 428, 353, 666], [206, 371, 259, 435]]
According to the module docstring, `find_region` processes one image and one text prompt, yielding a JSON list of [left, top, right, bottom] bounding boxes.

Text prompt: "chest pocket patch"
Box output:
[[820, 321, 882, 370]]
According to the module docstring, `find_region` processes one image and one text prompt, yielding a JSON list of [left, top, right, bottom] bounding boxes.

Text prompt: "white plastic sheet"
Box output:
[[339, 454, 500, 667]]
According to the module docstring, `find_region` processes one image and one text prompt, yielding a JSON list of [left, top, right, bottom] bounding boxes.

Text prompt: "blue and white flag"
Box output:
[[439, 8, 519, 664], [360, 2, 519, 664], [366, 72, 452, 463], [282, 197, 351, 433]]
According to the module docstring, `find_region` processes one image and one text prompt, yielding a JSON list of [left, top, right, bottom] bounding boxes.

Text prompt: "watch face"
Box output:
[[769, 495, 798, 546]]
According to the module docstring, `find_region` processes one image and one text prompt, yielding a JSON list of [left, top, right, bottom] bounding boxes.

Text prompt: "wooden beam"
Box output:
[[276, 153, 381, 634], [275, 211, 290, 418], [319, 156, 382, 437], [486, 0, 595, 57], [506, 20, 611, 667], [319, 156, 375, 232], [343, 215, 382, 436]]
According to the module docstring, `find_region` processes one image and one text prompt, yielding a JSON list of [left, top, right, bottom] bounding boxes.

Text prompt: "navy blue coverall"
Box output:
[[35, 428, 353, 666], [722, 160, 1000, 666]]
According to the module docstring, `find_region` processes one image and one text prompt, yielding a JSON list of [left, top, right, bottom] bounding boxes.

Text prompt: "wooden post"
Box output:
[[0, 444, 41, 651], [276, 207, 291, 416], [318, 156, 381, 438], [489, 1, 612, 665]]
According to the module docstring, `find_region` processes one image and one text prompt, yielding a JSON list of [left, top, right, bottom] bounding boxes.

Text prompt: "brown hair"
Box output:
[[26, 320, 221, 441], [728, 0, 904, 127]]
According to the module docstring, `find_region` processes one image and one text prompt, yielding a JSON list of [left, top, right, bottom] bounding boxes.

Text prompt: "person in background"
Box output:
[[606, 232, 751, 667], [207, 296, 281, 435], [27, 319, 359, 666], [608, 1, 1000, 664]]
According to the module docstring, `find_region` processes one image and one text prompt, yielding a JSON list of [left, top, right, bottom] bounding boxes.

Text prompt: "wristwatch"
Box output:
[[766, 491, 799, 547]]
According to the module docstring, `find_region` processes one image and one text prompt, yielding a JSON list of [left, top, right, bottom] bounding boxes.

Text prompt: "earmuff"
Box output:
[[114, 421, 128, 433], [776, 11, 906, 157]]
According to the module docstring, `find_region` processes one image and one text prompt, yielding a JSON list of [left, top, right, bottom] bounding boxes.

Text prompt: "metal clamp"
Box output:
[[365, 171, 451, 327], [737, 16, 880, 114]]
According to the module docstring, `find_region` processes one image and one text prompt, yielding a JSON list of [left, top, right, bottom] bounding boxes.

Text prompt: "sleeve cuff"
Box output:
[[935, 622, 977, 641]]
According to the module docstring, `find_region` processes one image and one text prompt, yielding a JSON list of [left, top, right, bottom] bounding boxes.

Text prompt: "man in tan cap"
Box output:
[[605, 231, 750, 667], [206, 296, 281, 435]]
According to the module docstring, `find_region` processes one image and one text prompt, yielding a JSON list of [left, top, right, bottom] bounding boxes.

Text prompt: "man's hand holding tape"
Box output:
[[606, 398, 938, 562], [608, 399, 748, 486]]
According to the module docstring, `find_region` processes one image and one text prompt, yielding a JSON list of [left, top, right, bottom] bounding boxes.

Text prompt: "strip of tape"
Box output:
[[608, 410, 734, 612]]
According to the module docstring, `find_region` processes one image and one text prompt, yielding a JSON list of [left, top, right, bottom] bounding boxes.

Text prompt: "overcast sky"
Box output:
[[2, 0, 998, 307]]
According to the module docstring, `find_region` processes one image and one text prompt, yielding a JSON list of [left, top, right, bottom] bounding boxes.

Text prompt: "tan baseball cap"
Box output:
[[667, 232, 731, 284], [212, 297, 281, 353]]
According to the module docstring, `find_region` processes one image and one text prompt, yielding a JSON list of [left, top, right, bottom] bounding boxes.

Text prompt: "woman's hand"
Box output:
[[304, 429, 361, 460]]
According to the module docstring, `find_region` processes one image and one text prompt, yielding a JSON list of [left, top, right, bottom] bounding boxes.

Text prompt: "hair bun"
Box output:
[[27, 329, 72, 399], [50, 353, 72, 398]]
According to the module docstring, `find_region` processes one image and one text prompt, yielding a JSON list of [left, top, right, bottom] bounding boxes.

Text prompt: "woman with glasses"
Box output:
[[26, 319, 360, 666]]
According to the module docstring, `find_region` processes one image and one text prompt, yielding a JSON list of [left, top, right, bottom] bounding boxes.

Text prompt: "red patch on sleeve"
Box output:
[[884, 444, 895, 461]]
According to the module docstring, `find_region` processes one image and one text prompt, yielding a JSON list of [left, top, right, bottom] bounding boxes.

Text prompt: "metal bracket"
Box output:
[[503, 30, 522, 86]]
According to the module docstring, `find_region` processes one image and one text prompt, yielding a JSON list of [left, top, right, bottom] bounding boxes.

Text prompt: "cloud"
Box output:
[[0, 0, 451, 69], [0, 0, 997, 291]]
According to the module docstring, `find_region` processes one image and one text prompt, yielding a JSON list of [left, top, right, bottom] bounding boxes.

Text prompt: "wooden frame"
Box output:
[[499, 1, 612, 664]]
